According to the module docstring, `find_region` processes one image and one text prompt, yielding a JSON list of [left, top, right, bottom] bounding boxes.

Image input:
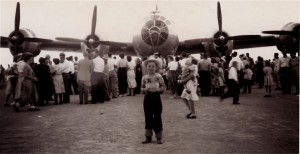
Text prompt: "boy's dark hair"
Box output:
[[181, 52, 188, 58], [127, 55, 132, 62], [53, 58, 60, 65], [245, 64, 250, 69], [108, 53, 112, 58], [119, 53, 125, 58], [39, 57, 46, 64], [191, 58, 198, 65]]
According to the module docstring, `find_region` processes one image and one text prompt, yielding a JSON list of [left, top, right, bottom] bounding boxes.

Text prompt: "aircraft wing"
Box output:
[[108, 43, 136, 56], [40, 40, 136, 55], [176, 41, 206, 55], [0, 40, 9, 48], [233, 35, 277, 50], [39, 41, 81, 52]]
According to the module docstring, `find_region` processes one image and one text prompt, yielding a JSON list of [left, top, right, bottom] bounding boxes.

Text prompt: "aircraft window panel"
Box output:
[[160, 16, 166, 21], [165, 20, 171, 25]]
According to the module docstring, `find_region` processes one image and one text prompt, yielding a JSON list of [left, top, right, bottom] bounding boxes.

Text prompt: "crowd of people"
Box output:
[[0, 45, 299, 144], [1, 49, 299, 110]]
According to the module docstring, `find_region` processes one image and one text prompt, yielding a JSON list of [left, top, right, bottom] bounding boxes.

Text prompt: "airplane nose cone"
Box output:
[[219, 35, 225, 40], [89, 39, 95, 44]]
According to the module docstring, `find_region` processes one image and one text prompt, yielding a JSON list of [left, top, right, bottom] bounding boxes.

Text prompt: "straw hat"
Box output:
[[143, 58, 161, 68]]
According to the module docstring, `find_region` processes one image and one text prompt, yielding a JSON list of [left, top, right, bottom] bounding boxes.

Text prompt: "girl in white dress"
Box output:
[[52, 58, 65, 104], [263, 61, 273, 97], [178, 58, 198, 119]]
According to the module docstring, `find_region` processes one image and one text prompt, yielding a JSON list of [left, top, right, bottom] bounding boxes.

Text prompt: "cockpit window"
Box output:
[[141, 16, 169, 46]]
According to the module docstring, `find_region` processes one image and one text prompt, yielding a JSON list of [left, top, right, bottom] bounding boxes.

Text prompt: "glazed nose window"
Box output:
[[141, 19, 169, 46]]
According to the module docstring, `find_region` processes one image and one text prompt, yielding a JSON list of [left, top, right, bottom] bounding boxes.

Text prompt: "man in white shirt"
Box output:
[[67, 56, 79, 95], [60, 52, 71, 103], [279, 53, 292, 94], [229, 52, 244, 71], [90, 51, 106, 103], [221, 61, 240, 104], [198, 53, 211, 96]]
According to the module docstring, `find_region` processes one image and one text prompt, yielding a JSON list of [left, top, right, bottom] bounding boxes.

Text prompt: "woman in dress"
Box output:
[[211, 58, 220, 96], [127, 56, 137, 96], [15, 52, 39, 111], [263, 61, 273, 97], [51, 58, 65, 104]]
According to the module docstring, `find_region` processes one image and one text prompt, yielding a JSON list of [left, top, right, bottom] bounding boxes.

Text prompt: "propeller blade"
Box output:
[[91, 5, 97, 37], [227, 35, 261, 40], [0, 36, 9, 42], [262, 31, 294, 35], [56, 37, 86, 43], [185, 38, 216, 44], [23, 37, 53, 42], [15, 2, 20, 33], [94, 41, 128, 47], [217, 1, 222, 34]]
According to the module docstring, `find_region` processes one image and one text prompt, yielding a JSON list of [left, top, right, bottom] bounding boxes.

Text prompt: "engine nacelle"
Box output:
[[207, 31, 233, 57], [8, 28, 41, 57], [85, 34, 110, 57], [133, 14, 179, 57], [276, 22, 299, 55]]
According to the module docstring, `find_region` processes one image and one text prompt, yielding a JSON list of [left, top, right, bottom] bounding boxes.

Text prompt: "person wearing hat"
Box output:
[[14, 52, 39, 111], [5, 53, 23, 106], [141, 58, 166, 144]]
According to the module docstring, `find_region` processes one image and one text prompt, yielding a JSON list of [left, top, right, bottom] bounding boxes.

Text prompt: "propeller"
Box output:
[[15, 2, 20, 34], [91, 5, 97, 38], [185, 1, 260, 46], [55, 5, 127, 48], [217, 2, 222, 34], [1, 2, 52, 55]]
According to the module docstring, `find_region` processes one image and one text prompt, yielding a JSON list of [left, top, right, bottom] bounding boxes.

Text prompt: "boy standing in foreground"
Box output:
[[141, 58, 166, 144]]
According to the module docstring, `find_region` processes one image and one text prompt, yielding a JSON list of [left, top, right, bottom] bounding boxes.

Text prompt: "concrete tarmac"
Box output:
[[0, 85, 298, 153]]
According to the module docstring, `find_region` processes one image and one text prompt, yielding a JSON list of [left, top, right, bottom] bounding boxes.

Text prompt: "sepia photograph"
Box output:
[[0, 0, 299, 153]]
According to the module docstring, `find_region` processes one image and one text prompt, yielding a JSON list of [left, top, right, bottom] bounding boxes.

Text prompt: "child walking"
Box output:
[[242, 64, 253, 93], [263, 61, 273, 97], [141, 58, 166, 144]]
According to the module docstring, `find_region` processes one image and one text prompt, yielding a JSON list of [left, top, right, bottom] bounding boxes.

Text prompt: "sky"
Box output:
[[0, 0, 299, 69]]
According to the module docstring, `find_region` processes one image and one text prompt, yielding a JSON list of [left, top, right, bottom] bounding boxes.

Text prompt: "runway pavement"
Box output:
[[0, 85, 298, 153]]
